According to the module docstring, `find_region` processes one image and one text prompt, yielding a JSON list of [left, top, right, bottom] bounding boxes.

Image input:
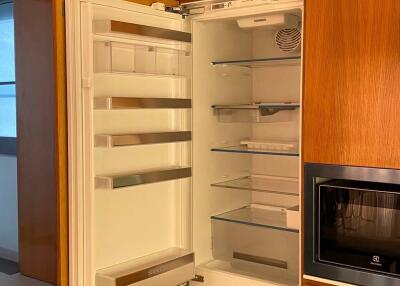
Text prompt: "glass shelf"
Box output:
[[211, 175, 299, 196], [212, 103, 300, 123], [212, 56, 301, 68], [211, 145, 299, 156], [211, 205, 299, 233]]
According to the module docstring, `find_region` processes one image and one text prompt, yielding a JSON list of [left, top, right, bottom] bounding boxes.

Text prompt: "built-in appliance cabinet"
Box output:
[[67, 0, 304, 286], [303, 0, 400, 169], [302, 1, 400, 286]]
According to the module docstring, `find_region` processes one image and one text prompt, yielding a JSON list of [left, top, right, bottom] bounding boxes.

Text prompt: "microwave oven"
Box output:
[[304, 164, 400, 286]]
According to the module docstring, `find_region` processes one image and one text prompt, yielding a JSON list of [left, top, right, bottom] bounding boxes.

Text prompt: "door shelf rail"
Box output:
[[211, 204, 299, 233], [93, 20, 192, 43], [95, 166, 192, 190], [96, 247, 194, 286], [95, 71, 187, 79], [95, 131, 192, 147], [94, 97, 192, 110], [94, 35, 191, 53], [211, 175, 299, 196]]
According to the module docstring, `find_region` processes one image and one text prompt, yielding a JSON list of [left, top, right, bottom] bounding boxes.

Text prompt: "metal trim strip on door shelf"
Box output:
[[95, 131, 192, 147], [94, 97, 192, 110], [95, 167, 192, 189]]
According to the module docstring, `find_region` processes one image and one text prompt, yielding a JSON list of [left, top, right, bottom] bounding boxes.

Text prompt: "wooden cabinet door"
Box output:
[[303, 0, 400, 168]]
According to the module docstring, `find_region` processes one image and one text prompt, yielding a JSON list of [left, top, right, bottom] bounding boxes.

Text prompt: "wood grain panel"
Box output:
[[303, 0, 400, 168], [14, 0, 68, 284], [15, 0, 57, 282], [303, 279, 332, 286]]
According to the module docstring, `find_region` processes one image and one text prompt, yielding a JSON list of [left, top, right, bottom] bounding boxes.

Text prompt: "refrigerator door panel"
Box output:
[[69, 1, 193, 285]]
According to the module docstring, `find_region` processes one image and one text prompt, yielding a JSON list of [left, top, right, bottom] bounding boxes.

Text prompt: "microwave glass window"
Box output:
[[318, 180, 400, 276]]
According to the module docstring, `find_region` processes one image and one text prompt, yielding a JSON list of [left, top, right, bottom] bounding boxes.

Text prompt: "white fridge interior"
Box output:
[[191, 9, 301, 286], [67, 1, 303, 285]]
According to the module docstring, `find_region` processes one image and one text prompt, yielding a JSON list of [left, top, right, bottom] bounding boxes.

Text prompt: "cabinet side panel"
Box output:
[[303, 0, 400, 168], [14, 0, 58, 283]]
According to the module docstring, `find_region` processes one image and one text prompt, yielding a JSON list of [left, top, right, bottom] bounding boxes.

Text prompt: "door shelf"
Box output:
[[211, 204, 299, 233], [93, 20, 192, 43], [94, 97, 192, 110], [95, 166, 191, 190], [212, 103, 300, 123], [96, 247, 194, 286], [212, 56, 301, 68], [95, 131, 192, 148], [211, 175, 299, 196], [211, 145, 299, 156], [94, 40, 190, 77]]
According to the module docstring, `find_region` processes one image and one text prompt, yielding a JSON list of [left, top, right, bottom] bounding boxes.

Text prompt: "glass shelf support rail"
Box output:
[[212, 56, 301, 68], [211, 145, 299, 156], [212, 102, 300, 116]]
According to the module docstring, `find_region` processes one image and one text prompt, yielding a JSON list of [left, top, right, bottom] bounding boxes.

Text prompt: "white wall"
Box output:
[[0, 154, 18, 261]]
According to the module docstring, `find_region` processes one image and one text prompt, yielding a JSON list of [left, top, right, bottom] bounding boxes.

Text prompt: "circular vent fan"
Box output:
[[275, 27, 301, 53]]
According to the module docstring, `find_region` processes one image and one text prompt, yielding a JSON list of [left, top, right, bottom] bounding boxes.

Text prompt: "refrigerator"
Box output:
[[65, 0, 303, 285]]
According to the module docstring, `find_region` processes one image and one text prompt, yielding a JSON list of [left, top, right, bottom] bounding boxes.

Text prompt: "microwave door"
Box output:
[[318, 182, 400, 276]]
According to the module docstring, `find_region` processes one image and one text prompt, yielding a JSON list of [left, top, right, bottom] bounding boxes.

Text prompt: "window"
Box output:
[[0, 1, 16, 155]]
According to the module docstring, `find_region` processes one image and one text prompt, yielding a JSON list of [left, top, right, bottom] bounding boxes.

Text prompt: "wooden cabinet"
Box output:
[[14, 0, 68, 285], [303, 279, 332, 286], [303, 0, 400, 168]]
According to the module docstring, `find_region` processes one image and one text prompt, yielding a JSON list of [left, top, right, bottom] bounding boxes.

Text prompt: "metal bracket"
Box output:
[[192, 275, 204, 282], [259, 106, 297, 116]]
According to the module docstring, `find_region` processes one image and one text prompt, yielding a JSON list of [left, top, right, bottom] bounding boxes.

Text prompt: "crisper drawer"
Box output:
[[96, 248, 195, 286], [211, 206, 299, 285]]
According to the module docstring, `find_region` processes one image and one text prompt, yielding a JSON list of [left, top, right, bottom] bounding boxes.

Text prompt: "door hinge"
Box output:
[[165, 6, 190, 18], [192, 275, 204, 282]]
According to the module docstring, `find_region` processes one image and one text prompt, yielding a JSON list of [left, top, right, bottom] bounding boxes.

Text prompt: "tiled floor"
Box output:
[[0, 258, 19, 275], [0, 273, 53, 286]]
